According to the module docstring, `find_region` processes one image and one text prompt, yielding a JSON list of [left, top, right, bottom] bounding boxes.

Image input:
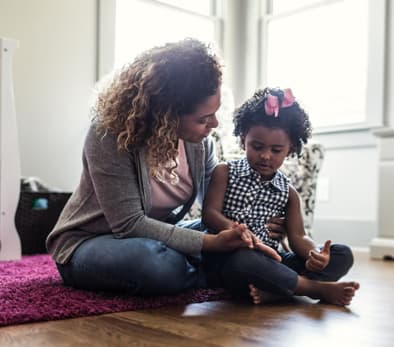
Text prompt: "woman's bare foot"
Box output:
[[248, 284, 286, 305], [296, 278, 360, 306]]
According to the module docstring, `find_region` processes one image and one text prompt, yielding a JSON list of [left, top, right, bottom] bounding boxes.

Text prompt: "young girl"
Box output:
[[202, 87, 359, 306]]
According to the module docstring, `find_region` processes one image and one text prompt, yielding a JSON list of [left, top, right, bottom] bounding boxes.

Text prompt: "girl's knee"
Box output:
[[220, 248, 279, 285], [223, 249, 256, 273], [326, 244, 354, 280], [219, 249, 295, 298], [224, 248, 277, 271], [331, 244, 354, 269]]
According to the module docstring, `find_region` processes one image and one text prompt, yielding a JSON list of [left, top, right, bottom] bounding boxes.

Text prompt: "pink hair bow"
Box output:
[[264, 88, 295, 117]]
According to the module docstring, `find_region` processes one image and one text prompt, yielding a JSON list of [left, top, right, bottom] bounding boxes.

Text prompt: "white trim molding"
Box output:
[[370, 128, 394, 259], [0, 37, 22, 261]]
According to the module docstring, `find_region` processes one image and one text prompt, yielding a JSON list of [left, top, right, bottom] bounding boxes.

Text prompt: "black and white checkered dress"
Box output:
[[223, 158, 290, 250]]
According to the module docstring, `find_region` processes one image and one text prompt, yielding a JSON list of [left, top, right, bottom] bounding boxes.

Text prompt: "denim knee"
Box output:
[[221, 249, 270, 277], [219, 249, 297, 297], [331, 244, 354, 277], [307, 243, 355, 282], [138, 244, 199, 295], [56, 236, 200, 295]]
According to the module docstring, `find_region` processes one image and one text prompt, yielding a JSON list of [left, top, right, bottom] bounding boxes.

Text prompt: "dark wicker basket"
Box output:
[[15, 191, 71, 254]]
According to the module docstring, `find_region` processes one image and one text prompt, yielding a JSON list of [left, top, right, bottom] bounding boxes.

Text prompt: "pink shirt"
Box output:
[[149, 139, 193, 220]]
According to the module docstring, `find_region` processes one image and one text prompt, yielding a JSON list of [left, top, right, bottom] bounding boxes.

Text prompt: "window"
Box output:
[[260, 0, 386, 132], [114, 0, 221, 68]]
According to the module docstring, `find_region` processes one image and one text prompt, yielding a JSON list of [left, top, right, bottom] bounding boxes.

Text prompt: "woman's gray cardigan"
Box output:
[[46, 122, 218, 264]]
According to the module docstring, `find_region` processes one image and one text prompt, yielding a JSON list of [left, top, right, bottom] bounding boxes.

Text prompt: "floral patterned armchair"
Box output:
[[186, 132, 325, 239], [280, 143, 325, 237]]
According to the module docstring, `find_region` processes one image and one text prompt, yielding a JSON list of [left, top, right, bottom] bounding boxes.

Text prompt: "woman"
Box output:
[[46, 38, 282, 296]]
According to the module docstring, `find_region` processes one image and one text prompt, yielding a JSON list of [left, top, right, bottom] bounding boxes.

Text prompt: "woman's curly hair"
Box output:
[[233, 87, 312, 156], [93, 38, 222, 179]]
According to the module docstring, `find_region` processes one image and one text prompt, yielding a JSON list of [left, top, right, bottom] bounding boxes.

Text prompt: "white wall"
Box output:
[[0, 0, 97, 191], [312, 132, 379, 247], [311, 1, 394, 248], [387, 1, 394, 128]]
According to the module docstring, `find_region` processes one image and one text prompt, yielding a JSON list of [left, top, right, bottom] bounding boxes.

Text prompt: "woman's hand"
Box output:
[[266, 216, 287, 241], [203, 222, 282, 262], [305, 240, 331, 272], [203, 222, 253, 251]]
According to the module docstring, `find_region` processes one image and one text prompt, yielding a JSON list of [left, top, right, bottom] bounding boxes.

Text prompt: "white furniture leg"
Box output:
[[0, 37, 22, 260], [370, 128, 394, 259]]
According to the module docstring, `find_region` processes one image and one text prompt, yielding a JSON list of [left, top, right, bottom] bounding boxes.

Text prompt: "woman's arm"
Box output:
[[202, 163, 234, 233], [80, 124, 208, 255]]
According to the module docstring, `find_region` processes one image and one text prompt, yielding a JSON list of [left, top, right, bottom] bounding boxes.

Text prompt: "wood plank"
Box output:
[[1, 251, 393, 347]]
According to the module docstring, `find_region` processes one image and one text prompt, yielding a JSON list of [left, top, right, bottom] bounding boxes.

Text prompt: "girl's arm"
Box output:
[[202, 163, 234, 233], [286, 186, 331, 270], [286, 185, 316, 259]]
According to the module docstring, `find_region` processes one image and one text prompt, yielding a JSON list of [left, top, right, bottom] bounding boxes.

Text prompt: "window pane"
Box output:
[[271, 0, 322, 14], [158, 0, 212, 16], [115, 0, 215, 68], [265, 0, 368, 129]]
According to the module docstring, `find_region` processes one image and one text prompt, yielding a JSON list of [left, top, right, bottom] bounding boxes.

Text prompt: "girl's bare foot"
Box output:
[[296, 278, 360, 306], [248, 284, 286, 305], [317, 281, 360, 306]]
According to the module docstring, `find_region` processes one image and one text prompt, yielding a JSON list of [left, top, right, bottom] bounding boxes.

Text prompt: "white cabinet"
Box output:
[[0, 37, 22, 260]]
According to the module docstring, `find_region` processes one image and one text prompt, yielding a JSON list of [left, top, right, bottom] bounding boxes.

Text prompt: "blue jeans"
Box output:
[[203, 244, 354, 298], [57, 219, 354, 297], [56, 219, 205, 296]]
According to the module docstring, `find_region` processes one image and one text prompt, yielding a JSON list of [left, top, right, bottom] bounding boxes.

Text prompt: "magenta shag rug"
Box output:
[[0, 254, 229, 327]]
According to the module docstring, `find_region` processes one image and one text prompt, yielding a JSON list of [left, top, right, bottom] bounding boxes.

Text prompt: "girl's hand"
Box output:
[[251, 234, 282, 262], [305, 240, 331, 272]]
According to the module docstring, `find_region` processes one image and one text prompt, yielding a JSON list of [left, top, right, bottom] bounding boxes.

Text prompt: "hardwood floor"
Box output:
[[1, 251, 393, 347]]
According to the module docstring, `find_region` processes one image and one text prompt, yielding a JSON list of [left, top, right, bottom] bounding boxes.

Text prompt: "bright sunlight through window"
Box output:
[[264, 0, 369, 130], [115, 0, 216, 69]]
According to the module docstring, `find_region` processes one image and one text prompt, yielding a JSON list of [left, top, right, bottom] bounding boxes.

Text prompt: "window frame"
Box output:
[[98, 0, 224, 78], [258, 0, 387, 134]]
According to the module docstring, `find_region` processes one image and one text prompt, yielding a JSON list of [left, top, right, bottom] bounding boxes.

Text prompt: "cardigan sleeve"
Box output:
[[83, 124, 204, 256], [196, 135, 218, 206]]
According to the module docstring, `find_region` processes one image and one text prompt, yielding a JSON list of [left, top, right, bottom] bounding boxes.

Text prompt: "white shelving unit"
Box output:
[[0, 37, 22, 260], [370, 128, 394, 260]]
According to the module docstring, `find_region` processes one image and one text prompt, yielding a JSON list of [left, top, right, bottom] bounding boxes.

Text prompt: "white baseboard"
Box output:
[[351, 246, 369, 253], [370, 237, 394, 259]]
